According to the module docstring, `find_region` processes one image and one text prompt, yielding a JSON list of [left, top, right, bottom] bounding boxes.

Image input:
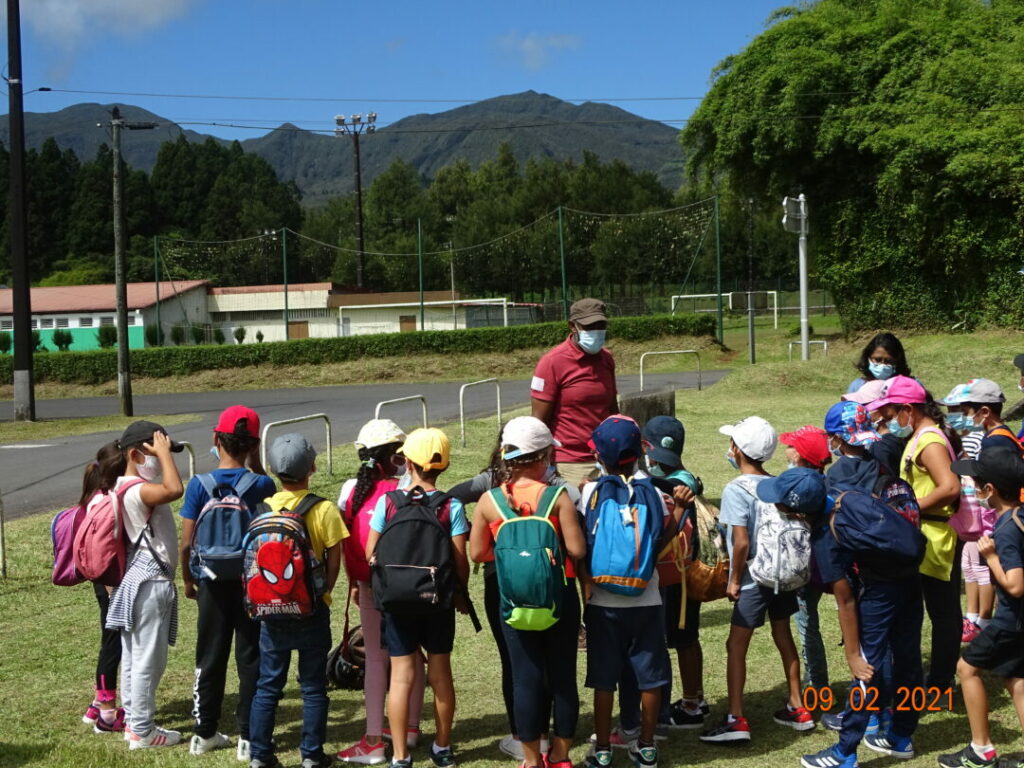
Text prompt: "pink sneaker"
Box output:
[[383, 726, 421, 749], [962, 618, 981, 644], [337, 736, 387, 765], [94, 707, 126, 734], [82, 700, 101, 725]]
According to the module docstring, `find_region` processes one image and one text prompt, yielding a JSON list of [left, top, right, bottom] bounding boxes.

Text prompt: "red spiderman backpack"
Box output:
[[242, 493, 326, 621]]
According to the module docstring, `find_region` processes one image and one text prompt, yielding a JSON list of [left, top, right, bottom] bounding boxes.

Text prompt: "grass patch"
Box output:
[[5, 327, 1024, 767], [0, 413, 202, 445]]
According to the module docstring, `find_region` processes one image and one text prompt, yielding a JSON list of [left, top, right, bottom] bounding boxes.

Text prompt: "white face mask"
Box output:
[[136, 452, 161, 482]]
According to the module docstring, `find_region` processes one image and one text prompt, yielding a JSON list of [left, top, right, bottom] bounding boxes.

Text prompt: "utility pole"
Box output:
[[7, 0, 34, 421], [782, 193, 810, 360], [334, 113, 376, 289], [747, 198, 756, 365]]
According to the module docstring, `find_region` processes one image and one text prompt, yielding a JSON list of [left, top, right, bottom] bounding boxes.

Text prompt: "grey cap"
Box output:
[[268, 433, 316, 482]]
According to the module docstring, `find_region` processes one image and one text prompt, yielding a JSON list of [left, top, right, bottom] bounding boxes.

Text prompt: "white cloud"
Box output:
[[496, 31, 581, 71], [23, 0, 197, 54]]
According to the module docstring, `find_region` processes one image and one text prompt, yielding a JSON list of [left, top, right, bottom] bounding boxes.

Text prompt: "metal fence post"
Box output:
[[374, 396, 429, 429], [459, 378, 502, 447], [639, 350, 702, 392]]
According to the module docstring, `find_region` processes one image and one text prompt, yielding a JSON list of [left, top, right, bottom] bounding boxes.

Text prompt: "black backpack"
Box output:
[[371, 487, 455, 616]]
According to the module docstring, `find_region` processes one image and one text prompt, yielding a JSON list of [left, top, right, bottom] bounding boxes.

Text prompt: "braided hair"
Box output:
[[349, 442, 403, 516]]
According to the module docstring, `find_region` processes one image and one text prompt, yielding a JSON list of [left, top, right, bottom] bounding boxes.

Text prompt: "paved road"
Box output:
[[0, 370, 726, 520]]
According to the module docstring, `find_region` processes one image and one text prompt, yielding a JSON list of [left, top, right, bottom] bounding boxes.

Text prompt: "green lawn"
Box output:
[[3, 325, 1024, 768]]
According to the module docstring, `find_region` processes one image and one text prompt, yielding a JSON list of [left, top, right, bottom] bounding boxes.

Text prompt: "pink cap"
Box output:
[[841, 379, 888, 407], [215, 405, 261, 438], [867, 376, 927, 409]]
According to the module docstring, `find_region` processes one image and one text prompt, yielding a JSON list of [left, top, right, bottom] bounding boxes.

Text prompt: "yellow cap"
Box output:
[[399, 427, 450, 471]]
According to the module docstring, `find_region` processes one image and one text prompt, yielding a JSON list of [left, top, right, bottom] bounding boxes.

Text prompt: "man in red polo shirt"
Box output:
[[531, 298, 618, 487]]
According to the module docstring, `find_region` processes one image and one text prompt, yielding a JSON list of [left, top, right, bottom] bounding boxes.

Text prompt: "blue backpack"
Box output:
[[828, 477, 925, 565], [189, 472, 262, 580], [584, 474, 664, 597]]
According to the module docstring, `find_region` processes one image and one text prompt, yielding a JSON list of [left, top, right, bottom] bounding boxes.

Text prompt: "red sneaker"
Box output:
[[962, 618, 981, 644], [773, 704, 815, 732]]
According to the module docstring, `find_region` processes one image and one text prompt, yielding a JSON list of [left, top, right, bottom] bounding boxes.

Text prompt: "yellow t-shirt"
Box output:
[[266, 489, 349, 605], [900, 429, 957, 582]]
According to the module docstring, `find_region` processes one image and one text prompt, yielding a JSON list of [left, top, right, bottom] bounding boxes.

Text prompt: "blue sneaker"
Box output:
[[800, 745, 859, 768], [864, 732, 914, 760], [865, 708, 893, 736], [821, 712, 844, 732]]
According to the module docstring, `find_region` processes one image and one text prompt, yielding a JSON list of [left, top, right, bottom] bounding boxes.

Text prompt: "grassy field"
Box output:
[[4, 323, 1024, 768]]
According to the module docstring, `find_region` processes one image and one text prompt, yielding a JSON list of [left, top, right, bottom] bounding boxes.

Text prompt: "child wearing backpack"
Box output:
[[701, 417, 815, 744], [366, 427, 471, 768], [580, 415, 689, 768], [336, 419, 428, 765], [101, 421, 186, 749], [178, 405, 277, 760], [247, 433, 346, 768], [469, 416, 586, 768], [939, 448, 1024, 768], [802, 402, 925, 768]]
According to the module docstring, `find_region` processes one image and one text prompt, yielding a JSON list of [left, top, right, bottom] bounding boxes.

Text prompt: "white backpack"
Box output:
[[733, 475, 811, 593]]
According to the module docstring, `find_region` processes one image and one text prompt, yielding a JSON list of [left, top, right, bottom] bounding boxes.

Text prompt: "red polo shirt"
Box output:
[[531, 336, 617, 463]]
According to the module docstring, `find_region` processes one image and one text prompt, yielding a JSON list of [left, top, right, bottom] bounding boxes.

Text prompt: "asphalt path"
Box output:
[[0, 369, 726, 520]]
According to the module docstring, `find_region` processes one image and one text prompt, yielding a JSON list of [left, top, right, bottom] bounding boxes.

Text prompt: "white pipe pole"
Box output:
[[798, 194, 810, 361]]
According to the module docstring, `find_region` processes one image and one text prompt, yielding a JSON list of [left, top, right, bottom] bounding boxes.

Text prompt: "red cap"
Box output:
[[779, 425, 830, 469], [215, 405, 261, 438]]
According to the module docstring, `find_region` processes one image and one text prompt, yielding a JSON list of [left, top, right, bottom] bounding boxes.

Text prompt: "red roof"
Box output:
[[0, 281, 208, 315]]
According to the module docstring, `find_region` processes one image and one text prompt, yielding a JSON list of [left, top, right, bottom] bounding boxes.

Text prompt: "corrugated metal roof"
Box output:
[[0, 281, 208, 315]]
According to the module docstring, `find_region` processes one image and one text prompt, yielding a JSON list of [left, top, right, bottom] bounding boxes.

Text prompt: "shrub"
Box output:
[[0, 332, 10, 355], [190, 325, 206, 345], [145, 324, 164, 347], [233, 326, 247, 344], [0, 313, 716, 385], [213, 328, 226, 345], [51, 329, 73, 351], [171, 325, 186, 346], [255, 330, 264, 343], [97, 325, 117, 349], [32, 330, 45, 351]]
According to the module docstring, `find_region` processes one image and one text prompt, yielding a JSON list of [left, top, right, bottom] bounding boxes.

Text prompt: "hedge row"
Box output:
[[0, 313, 716, 385]]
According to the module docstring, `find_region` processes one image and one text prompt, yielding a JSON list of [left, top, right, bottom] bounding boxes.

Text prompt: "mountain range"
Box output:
[[0, 91, 684, 205]]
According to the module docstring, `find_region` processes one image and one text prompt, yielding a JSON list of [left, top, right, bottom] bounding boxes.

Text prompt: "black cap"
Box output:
[[951, 448, 1024, 491], [118, 420, 184, 453], [642, 415, 685, 470], [1014, 354, 1024, 374]]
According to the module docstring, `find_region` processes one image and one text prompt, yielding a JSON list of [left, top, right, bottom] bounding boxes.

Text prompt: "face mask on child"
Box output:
[[646, 457, 667, 477], [725, 448, 739, 470], [136, 452, 162, 482], [209, 445, 221, 461], [887, 416, 913, 439]]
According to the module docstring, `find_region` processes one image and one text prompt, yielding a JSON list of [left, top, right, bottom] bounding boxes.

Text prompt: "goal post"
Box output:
[[672, 291, 778, 329]]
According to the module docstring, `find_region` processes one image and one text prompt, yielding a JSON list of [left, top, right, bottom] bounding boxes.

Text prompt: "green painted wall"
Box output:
[[0, 326, 145, 352]]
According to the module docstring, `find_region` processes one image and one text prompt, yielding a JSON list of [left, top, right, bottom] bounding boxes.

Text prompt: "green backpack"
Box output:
[[490, 484, 567, 632]]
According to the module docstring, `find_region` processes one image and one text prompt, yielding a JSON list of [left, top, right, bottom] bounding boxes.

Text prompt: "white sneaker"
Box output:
[[499, 735, 524, 761], [191, 732, 232, 755], [237, 738, 251, 762], [129, 726, 182, 750]]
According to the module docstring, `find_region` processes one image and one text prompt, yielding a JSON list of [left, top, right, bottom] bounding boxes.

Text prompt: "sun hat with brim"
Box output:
[[719, 416, 777, 462], [939, 379, 1005, 406], [823, 402, 881, 447], [867, 375, 927, 410], [399, 428, 450, 471], [779, 426, 830, 469], [755, 467, 827, 516], [501, 416, 561, 460], [355, 419, 407, 450], [841, 379, 888, 407]]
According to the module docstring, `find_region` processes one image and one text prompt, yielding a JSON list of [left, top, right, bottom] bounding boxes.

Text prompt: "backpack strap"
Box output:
[[197, 473, 218, 499], [488, 487, 517, 522], [293, 493, 326, 518], [232, 471, 262, 501], [988, 425, 1024, 452], [1010, 508, 1024, 535], [906, 426, 956, 465], [537, 485, 565, 521]]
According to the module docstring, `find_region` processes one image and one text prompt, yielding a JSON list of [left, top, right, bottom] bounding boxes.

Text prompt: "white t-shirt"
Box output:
[[116, 476, 177, 579], [579, 479, 667, 608]]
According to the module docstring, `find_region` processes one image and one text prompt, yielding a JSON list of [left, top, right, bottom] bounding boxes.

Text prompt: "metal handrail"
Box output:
[[375, 395, 428, 428], [177, 441, 196, 479], [788, 340, 829, 361], [259, 413, 334, 475], [639, 350, 702, 392], [459, 378, 502, 447]]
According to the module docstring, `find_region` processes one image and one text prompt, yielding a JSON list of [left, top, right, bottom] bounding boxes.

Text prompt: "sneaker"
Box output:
[[93, 708, 126, 734], [384, 727, 421, 749], [653, 724, 669, 742], [83, 700, 101, 725], [589, 727, 639, 750], [962, 618, 982, 644], [699, 716, 751, 743], [821, 712, 845, 732], [191, 732, 232, 755], [124, 726, 133, 742], [864, 732, 914, 760], [250, 759, 284, 768], [546, 753, 572, 768], [500, 736, 525, 761], [865, 708, 892, 736], [665, 700, 705, 730], [390, 760, 413, 768], [430, 747, 456, 768], [583, 749, 613, 768], [773, 705, 816, 732], [339, 737, 387, 765], [937, 744, 997, 768], [628, 742, 657, 768], [800, 745, 859, 768], [238, 739, 251, 763], [129, 726, 183, 750], [302, 755, 335, 768]]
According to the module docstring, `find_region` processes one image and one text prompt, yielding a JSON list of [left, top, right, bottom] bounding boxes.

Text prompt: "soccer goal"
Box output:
[[671, 291, 778, 328]]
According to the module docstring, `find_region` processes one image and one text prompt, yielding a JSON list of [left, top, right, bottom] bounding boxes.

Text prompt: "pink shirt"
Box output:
[[531, 337, 617, 463]]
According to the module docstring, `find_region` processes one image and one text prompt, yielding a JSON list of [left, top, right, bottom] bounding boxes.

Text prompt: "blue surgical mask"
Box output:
[[869, 361, 895, 380], [965, 413, 985, 432], [209, 445, 221, 461], [577, 329, 606, 355], [945, 413, 966, 432], [787, 461, 798, 470], [888, 417, 913, 439], [646, 458, 666, 477], [726, 449, 739, 470]]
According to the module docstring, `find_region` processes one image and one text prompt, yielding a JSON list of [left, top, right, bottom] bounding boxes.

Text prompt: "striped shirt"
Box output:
[[105, 547, 179, 646]]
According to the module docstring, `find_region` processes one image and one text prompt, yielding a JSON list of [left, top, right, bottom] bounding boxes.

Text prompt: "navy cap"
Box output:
[[590, 415, 642, 468], [952, 448, 1024, 493], [755, 467, 826, 516], [642, 415, 685, 470]]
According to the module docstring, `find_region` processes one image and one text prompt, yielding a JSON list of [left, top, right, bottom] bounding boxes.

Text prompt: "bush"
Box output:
[[190, 325, 206, 345], [171, 325, 186, 346], [0, 332, 10, 354], [213, 328, 226, 345], [96, 325, 117, 349], [145, 324, 164, 347], [255, 330, 264, 344], [32, 330, 45, 351], [0, 313, 716, 385], [51, 329, 73, 351], [233, 326, 247, 344]]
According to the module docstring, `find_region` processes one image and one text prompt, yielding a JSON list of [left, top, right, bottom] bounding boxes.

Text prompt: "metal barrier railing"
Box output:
[[459, 378, 502, 447], [639, 350, 702, 392], [788, 340, 829, 361], [260, 413, 334, 476], [375, 395, 428, 428], [177, 441, 196, 479], [0, 490, 6, 579]]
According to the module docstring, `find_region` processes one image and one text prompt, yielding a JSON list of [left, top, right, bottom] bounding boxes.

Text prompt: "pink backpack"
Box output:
[[342, 478, 398, 583], [73, 478, 147, 586], [51, 505, 87, 586]]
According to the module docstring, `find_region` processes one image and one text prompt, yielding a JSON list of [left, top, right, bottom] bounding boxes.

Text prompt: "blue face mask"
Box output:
[[209, 445, 220, 461], [726, 449, 739, 470], [947, 412, 973, 432], [868, 361, 895, 380], [964, 413, 985, 432], [888, 416, 913, 439], [646, 458, 666, 478], [576, 329, 606, 355]]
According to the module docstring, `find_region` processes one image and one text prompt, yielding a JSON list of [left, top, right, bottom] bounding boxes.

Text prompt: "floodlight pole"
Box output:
[[714, 196, 723, 345], [111, 107, 133, 416], [798, 194, 809, 361], [747, 199, 756, 365]]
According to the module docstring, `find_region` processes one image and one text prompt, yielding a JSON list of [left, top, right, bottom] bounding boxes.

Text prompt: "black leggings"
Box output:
[[921, 540, 964, 689], [500, 579, 581, 743], [484, 567, 518, 735], [94, 582, 122, 695]]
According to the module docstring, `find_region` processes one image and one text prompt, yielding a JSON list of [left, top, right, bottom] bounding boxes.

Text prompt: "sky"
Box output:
[[9, 0, 786, 141]]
